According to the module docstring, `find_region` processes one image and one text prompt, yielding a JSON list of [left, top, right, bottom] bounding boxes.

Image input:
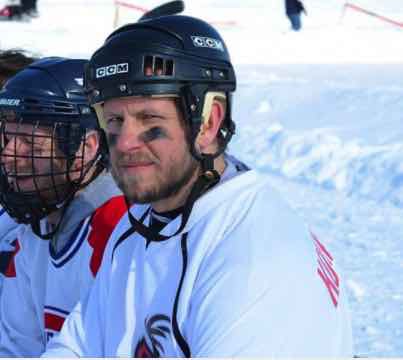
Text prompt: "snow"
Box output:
[[2, 0, 403, 356]]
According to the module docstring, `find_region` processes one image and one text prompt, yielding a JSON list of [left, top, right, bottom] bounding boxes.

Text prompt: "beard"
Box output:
[[111, 150, 199, 206]]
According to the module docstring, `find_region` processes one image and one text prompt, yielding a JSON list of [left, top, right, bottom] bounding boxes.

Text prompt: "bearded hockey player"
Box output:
[[0, 57, 126, 356], [43, 12, 353, 358]]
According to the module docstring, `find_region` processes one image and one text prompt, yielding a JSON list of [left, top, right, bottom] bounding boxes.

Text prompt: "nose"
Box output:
[[112, 117, 146, 154]]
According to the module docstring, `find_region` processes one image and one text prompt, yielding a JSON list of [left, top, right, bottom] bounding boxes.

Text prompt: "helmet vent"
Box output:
[[22, 98, 75, 114], [143, 55, 174, 77]]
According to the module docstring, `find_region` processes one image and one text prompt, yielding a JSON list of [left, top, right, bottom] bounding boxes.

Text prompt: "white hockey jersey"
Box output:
[[0, 174, 126, 356], [45, 168, 353, 357]]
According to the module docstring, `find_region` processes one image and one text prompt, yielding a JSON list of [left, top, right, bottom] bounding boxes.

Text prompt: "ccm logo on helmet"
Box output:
[[191, 36, 224, 52], [0, 98, 20, 106], [95, 63, 129, 79]]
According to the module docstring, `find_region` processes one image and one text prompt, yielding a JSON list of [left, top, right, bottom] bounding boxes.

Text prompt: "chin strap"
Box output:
[[126, 153, 220, 243]]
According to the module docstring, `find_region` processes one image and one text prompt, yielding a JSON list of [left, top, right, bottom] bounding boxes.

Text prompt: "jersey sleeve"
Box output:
[[185, 190, 353, 357], [43, 268, 107, 357], [87, 195, 127, 276], [0, 227, 46, 356]]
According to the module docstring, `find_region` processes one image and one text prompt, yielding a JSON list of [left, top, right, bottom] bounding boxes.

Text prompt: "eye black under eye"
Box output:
[[140, 127, 168, 143]]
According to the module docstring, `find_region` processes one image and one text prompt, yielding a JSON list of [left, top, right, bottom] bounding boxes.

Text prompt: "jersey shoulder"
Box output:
[[90, 195, 127, 229], [87, 195, 127, 275]]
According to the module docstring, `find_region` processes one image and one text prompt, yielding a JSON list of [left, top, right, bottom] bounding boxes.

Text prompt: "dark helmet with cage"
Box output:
[[85, 14, 236, 174], [0, 57, 108, 238]]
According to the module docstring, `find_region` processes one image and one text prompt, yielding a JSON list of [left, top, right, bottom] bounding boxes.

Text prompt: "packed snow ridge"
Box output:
[[238, 122, 403, 206]]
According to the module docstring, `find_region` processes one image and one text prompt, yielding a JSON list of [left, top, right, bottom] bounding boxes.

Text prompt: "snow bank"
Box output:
[[237, 122, 403, 206], [231, 64, 403, 207]]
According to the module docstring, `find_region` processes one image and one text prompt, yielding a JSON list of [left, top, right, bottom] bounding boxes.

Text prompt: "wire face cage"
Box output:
[[0, 110, 89, 224]]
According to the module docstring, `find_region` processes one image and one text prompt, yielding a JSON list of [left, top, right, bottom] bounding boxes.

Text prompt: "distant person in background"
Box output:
[[0, 0, 22, 20], [285, 0, 306, 31], [0, 0, 38, 20], [0, 48, 36, 297], [21, 0, 38, 17]]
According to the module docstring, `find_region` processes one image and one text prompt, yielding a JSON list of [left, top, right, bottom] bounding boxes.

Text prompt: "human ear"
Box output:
[[82, 131, 100, 164], [70, 131, 100, 172], [195, 99, 225, 153]]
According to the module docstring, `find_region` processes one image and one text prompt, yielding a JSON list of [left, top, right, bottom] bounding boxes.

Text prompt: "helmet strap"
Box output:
[[125, 157, 219, 243]]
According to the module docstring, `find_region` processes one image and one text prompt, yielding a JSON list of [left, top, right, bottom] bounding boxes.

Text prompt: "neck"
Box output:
[[46, 207, 62, 230], [152, 154, 226, 213]]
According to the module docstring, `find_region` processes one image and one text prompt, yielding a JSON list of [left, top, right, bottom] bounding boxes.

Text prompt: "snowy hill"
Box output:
[[2, 0, 403, 356]]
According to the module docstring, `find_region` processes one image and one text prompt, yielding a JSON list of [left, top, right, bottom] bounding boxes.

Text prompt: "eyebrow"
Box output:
[[105, 108, 167, 124]]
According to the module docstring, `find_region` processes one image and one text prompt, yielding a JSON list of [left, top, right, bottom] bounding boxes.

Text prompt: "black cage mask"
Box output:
[[0, 112, 99, 228]]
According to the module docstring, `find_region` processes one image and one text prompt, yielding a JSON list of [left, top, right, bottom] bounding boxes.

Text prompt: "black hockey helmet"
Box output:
[[85, 14, 236, 161], [0, 57, 107, 236]]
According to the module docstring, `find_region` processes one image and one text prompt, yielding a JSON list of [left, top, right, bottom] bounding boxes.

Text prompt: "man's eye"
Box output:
[[106, 116, 122, 125], [22, 136, 33, 144], [105, 117, 123, 133]]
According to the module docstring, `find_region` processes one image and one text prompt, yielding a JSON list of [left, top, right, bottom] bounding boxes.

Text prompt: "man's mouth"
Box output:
[[120, 161, 154, 168], [8, 174, 34, 187]]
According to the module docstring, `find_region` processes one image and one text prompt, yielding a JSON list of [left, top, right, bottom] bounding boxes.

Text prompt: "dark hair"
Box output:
[[0, 49, 37, 86]]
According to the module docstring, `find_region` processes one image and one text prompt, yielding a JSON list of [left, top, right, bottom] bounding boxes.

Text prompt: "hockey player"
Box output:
[[0, 57, 126, 356], [0, 48, 36, 296], [44, 15, 353, 357]]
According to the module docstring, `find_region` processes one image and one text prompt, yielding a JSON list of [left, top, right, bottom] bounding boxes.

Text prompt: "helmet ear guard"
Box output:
[[201, 91, 226, 125], [178, 86, 235, 162]]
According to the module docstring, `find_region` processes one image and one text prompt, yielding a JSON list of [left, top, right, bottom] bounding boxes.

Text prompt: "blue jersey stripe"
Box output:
[[50, 220, 90, 268]]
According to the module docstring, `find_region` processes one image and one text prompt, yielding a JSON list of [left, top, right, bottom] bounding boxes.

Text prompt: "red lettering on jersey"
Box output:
[[44, 312, 65, 332], [4, 239, 20, 278], [88, 195, 127, 276], [311, 232, 340, 307]]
